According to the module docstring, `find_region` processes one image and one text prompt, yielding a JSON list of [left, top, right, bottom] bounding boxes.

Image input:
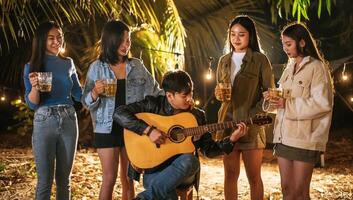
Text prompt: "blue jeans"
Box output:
[[32, 105, 78, 200], [137, 153, 200, 200]]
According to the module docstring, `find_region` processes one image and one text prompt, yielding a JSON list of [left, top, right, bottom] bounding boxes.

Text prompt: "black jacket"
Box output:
[[113, 95, 235, 188], [114, 95, 235, 158]]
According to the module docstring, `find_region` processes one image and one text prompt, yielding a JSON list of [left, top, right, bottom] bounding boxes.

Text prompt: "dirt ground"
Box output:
[[1, 129, 353, 200]]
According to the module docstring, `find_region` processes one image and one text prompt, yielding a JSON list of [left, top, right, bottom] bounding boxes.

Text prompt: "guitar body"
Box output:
[[124, 112, 198, 169]]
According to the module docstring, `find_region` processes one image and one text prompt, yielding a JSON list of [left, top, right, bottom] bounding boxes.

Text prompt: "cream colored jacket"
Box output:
[[273, 56, 334, 152]]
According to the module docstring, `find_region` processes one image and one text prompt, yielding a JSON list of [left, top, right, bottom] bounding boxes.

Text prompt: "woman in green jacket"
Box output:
[[215, 15, 274, 200]]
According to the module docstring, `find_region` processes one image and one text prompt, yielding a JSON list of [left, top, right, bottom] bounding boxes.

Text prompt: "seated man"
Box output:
[[114, 70, 248, 200]]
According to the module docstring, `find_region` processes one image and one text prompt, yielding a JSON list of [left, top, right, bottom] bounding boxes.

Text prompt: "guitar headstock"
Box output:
[[252, 114, 273, 126]]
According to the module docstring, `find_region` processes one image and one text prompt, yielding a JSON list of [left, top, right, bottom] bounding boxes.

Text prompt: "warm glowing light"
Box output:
[[205, 73, 212, 80], [60, 47, 66, 54], [14, 99, 22, 105], [0, 96, 5, 101], [205, 67, 213, 80], [342, 74, 348, 81], [350, 97, 353, 102], [195, 100, 200, 106]]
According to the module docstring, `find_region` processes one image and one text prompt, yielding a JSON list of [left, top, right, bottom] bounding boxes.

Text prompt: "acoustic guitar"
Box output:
[[124, 112, 272, 169]]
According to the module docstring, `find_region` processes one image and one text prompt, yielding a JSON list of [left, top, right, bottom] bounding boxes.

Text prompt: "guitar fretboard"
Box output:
[[182, 119, 253, 136]]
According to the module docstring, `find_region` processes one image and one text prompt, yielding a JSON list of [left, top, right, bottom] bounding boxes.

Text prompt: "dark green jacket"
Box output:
[[216, 49, 275, 144]]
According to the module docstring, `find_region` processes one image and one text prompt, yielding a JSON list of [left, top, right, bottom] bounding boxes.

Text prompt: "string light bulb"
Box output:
[[0, 87, 5, 102], [195, 99, 200, 106], [205, 57, 214, 80], [205, 68, 212, 80], [342, 63, 348, 81]]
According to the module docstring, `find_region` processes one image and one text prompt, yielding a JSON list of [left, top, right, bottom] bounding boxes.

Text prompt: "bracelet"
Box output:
[[146, 126, 155, 136]]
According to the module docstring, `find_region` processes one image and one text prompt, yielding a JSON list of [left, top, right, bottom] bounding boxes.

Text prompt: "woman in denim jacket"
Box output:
[[82, 20, 163, 200], [24, 21, 82, 200]]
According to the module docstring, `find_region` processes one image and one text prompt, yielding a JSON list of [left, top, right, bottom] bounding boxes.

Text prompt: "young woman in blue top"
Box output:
[[82, 20, 162, 200], [23, 21, 82, 200]]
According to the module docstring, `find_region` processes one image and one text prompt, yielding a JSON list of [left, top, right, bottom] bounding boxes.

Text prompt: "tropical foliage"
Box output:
[[0, 0, 185, 84], [1, 0, 345, 134], [0, 0, 186, 134], [269, 0, 335, 23]]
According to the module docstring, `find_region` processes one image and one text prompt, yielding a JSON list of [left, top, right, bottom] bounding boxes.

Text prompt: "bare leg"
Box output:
[[97, 147, 119, 200], [242, 149, 264, 200], [293, 160, 314, 200], [119, 147, 135, 200], [223, 149, 241, 200], [277, 157, 294, 200]]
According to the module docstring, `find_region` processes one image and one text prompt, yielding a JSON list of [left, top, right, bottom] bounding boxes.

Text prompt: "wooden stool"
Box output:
[[176, 185, 193, 200]]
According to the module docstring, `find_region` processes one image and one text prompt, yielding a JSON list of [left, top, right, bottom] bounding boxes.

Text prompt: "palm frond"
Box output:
[[0, 0, 121, 54], [269, 0, 334, 22]]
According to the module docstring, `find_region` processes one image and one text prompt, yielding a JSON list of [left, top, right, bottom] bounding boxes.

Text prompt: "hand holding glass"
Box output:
[[217, 82, 232, 102], [103, 79, 117, 97], [37, 72, 52, 92], [262, 88, 283, 113]]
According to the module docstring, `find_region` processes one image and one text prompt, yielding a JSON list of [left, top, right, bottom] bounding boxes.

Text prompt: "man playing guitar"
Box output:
[[114, 70, 248, 200]]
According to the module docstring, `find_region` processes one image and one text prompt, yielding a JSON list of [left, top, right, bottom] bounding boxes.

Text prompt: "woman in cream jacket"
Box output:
[[267, 23, 334, 200]]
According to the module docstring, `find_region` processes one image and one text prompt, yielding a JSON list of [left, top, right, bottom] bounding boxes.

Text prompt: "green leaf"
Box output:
[[284, 0, 291, 19], [326, 0, 331, 15], [318, 0, 322, 18], [292, 0, 298, 17], [297, 4, 301, 22]]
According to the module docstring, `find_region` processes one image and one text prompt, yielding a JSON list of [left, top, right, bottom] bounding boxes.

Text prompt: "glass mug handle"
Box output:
[[262, 99, 271, 112]]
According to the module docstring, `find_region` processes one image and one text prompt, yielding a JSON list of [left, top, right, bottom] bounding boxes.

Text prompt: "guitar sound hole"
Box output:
[[169, 126, 185, 143]]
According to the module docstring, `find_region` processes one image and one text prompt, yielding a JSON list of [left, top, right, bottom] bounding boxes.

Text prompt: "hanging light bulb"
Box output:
[[194, 99, 200, 106], [205, 56, 214, 80], [0, 87, 5, 102], [205, 68, 212, 80], [342, 63, 348, 81]]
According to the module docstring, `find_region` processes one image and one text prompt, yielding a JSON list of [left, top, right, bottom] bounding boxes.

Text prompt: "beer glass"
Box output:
[[103, 79, 117, 97], [262, 88, 287, 113], [37, 72, 52, 92], [218, 82, 232, 102]]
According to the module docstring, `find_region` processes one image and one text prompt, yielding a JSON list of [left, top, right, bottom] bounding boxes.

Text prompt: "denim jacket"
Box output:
[[82, 58, 163, 133]]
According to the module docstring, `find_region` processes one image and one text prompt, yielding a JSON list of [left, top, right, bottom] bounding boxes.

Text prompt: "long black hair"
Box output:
[[29, 21, 62, 72], [281, 22, 323, 62], [228, 15, 260, 52], [99, 20, 130, 64]]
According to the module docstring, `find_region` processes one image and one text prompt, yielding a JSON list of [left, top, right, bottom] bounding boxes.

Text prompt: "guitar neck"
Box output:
[[183, 118, 253, 137]]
